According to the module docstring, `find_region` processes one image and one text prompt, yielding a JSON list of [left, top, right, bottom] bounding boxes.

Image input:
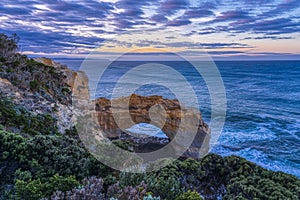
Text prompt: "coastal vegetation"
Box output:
[[1, 33, 300, 199], [0, 33, 71, 105]]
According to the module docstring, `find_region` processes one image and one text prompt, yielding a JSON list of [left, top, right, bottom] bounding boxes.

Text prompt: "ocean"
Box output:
[[56, 59, 300, 177]]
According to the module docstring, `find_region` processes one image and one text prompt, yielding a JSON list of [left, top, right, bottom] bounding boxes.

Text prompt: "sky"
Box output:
[[0, 0, 300, 60]]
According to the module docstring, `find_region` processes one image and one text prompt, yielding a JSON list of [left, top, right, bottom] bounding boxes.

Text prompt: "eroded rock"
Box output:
[[95, 94, 210, 158]]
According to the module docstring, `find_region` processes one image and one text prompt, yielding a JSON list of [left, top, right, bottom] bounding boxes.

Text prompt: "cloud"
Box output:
[[104, 39, 253, 50], [111, 0, 159, 29], [183, 8, 214, 19], [0, 4, 31, 15], [0, 0, 299, 58], [231, 18, 300, 35], [150, 0, 189, 23], [207, 50, 245, 55], [0, 28, 105, 54], [160, 0, 189, 12], [167, 18, 191, 26], [244, 36, 294, 40], [200, 42, 252, 48], [0, 0, 114, 54], [114, 0, 149, 18], [212, 10, 252, 23], [200, 12, 300, 36], [150, 14, 168, 23], [262, 0, 300, 16]]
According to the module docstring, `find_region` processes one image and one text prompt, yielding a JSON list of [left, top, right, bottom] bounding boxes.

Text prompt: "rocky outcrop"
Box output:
[[30, 58, 79, 133], [116, 133, 170, 153], [95, 94, 210, 158], [0, 58, 77, 133]]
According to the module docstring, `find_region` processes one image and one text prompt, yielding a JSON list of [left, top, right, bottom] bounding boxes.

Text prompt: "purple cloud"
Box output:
[[215, 10, 250, 21], [150, 0, 189, 22], [167, 18, 191, 26], [183, 8, 214, 19]]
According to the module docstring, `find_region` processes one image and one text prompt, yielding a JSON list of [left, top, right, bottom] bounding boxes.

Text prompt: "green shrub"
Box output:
[[15, 174, 79, 200], [29, 80, 39, 90], [175, 190, 203, 200], [0, 33, 72, 105], [0, 33, 18, 61], [112, 140, 134, 152], [0, 97, 58, 135], [0, 129, 112, 199]]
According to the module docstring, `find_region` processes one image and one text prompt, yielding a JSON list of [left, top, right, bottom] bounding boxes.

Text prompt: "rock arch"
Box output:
[[95, 94, 210, 158]]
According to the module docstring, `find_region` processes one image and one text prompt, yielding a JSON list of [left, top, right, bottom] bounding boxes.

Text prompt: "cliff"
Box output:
[[0, 57, 76, 133]]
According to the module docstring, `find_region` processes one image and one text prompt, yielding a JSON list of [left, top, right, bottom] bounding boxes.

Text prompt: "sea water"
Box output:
[[56, 59, 300, 177]]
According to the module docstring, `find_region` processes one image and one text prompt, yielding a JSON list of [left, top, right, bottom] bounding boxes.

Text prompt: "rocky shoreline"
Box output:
[[114, 132, 170, 153]]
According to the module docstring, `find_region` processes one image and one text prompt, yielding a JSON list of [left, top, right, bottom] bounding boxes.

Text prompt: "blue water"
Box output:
[[56, 59, 300, 177], [126, 123, 168, 139]]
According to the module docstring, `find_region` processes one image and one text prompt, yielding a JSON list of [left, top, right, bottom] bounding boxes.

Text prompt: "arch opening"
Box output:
[[126, 123, 168, 139]]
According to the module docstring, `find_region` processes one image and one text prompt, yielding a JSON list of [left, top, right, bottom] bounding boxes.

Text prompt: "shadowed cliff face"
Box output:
[[95, 94, 210, 158]]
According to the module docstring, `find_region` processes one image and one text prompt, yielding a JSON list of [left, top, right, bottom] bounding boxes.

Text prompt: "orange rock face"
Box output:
[[95, 94, 210, 158]]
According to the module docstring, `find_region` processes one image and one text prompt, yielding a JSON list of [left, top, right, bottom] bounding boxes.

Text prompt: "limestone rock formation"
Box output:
[[31, 57, 79, 133], [95, 94, 210, 158]]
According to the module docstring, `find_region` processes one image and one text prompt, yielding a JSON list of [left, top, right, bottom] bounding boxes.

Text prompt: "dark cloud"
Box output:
[[180, 50, 246, 55], [115, 0, 152, 16], [112, 19, 137, 29], [0, 5, 31, 15], [150, 14, 168, 23], [251, 18, 299, 31], [200, 9, 300, 36], [160, 0, 189, 11], [230, 18, 300, 35], [200, 42, 252, 48], [183, 8, 214, 19], [235, 0, 275, 6], [23, 0, 114, 22], [150, 0, 189, 23], [197, 1, 218, 10], [262, 0, 300, 16], [214, 10, 251, 22], [167, 18, 191, 26], [165, 36, 176, 39], [111, 0, 158, 29], [208, 50, 245, 55], [0, 0, 114, 54], [244, 36, 293, 40], [0, 28, 104, 53], [198, 29, 217, 35]]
